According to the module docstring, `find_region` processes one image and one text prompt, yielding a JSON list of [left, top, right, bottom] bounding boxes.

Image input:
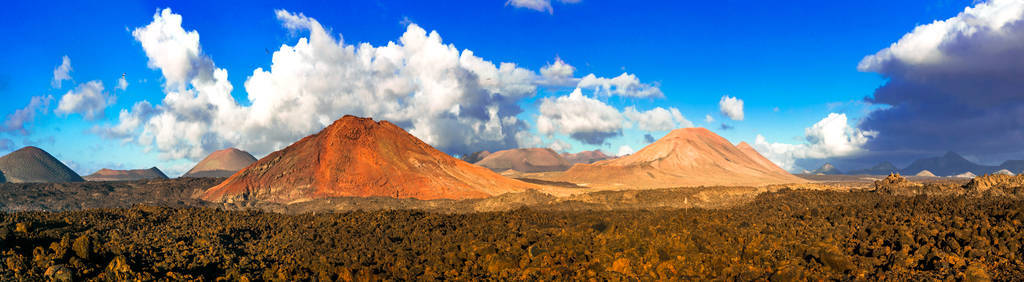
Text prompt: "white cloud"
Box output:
[[506, 0, 580, 13], [108, 8, 540, 160], [537, 88, 623, 145], [55, 81, 114, 121], [51, 55, 72, 88], [858, 0, 1024, 72], [704, 114, 714, 123], [577, 73, 663, 98], [548, 139, 573, 152], [117, 75, 129, 91], [539, 57, 576, 86], [616, 145, 634, 157], [132, 8, 212, 91], [623, 106, 693, 132], [93, 101, 156, 141], [2, 95, 53, 135], [719, 95, 744, 121], [752, 113, 877, 171]]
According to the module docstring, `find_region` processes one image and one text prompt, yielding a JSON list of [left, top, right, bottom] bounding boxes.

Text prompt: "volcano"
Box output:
[[84, 167, 169, 181], [558, 128, 805, 189], [561, 150, 613, 164], [182, 148, 257, 178], [0, 146, 83, 183], [200, 116, 538, 203], [475, 148, 572, 173]]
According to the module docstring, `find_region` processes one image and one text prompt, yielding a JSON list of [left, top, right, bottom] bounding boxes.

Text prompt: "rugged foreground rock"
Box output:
[[0, 190, 1022, 280]]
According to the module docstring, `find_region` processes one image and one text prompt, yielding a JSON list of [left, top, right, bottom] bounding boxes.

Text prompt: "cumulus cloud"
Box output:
[[2, 95, 53, 135], [704, 114, 714, 124], [55, 81, 114, 120], [547, 138, 573, 152], [93, 101, 157, 141], [753, 113, 877, 171], [577, 73, 663, 98], [644, 134, 656, 143], [616, 145, 634, 157], [506, 0, 580, 14], [51, 56, 72, 88], [539, 57, 576, 86], [855, 0, 1024, 161], [132, 8, 213, 91], [537, 88, 623, 145], [107, 8, 541, 160], [623, 106, 693, 132], [719, 95, 744, 121]]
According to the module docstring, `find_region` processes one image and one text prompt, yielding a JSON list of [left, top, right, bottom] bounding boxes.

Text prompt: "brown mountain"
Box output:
[[182, 148, 257, 178], [460, 151, 491, 164], [561, 150, 612, 164], [200, 115, 538, 203], [558, 128, 806, 189], [475, 148, 573, 173], [83, 167, 169, 182], [0, 146, 83, 183]]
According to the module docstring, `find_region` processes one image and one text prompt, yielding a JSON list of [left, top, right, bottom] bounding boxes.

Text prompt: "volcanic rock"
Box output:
[[848, 161, 898, 175], [561, 150, 613, 164], [200, 115, 539, 203], [182, 148, 257, 178], [84, 167, 169, 182], [460, 151, 491, 164], [559, 127, 806, 189], [475, 148, 573, 173], [914, 170, 937, 177], [811, 163, 842, 175], [0, 147, 83, 183]]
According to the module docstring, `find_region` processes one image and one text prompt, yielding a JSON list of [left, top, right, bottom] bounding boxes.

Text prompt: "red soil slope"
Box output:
[[182, 148, 257, 178], [84, 167, 169, 181], [475, 148, 573, 173], [200, 116, 538, 203], [559, 128, 806, 189]]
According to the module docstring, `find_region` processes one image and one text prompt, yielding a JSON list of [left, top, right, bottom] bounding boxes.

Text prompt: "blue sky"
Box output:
[[2, 0, 1010, 176]]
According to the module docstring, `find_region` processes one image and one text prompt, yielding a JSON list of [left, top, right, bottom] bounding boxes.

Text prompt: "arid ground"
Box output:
[[0, 175, 1021, 280]]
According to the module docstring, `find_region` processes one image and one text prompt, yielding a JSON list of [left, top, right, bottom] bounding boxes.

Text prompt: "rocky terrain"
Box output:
[[0, 178, 220, 212], [1, 188, 1022, 280]]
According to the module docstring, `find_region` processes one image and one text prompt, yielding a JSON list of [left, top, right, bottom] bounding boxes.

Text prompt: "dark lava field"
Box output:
[[1, 188, 1021, 280]]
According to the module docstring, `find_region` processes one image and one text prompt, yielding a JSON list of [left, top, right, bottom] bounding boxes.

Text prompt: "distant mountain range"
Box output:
[[838, 151, 1023, 177]]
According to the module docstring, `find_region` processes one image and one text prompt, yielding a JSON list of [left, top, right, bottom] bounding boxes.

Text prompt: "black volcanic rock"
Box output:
[[0, 147, 83, 183], [900, 151, 996, 177], [811, 163, 842, 175], [848, 161, 898, 175]]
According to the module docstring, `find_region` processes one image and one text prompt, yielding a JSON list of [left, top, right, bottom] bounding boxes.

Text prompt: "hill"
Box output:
[[557, 128, 806, 189], [83, 167, 169, 181], [200, 116, 539, 203], [561, 150, 612, 164], [900, 151, 995, 176], [848, 161, 898, 175], [475, 148, 573, 173], [811, 163, 843, 175], [182, 148, 257, 178], [0, 146, 83, 183], [460, 151, 491, 164]]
